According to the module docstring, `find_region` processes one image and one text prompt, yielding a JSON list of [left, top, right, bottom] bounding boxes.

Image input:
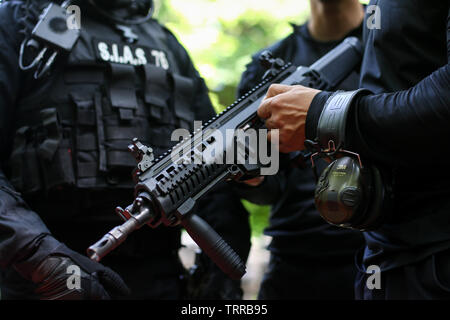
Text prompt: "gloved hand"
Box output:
[[31, 254, 130, 300], [14, 237, 130, 300]]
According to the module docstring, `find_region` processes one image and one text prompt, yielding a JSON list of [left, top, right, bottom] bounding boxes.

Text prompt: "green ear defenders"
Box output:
[[305, 89, 391, 231]]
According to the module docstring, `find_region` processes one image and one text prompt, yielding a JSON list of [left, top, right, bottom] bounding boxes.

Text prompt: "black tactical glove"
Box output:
[[14, 238, 130, 300]]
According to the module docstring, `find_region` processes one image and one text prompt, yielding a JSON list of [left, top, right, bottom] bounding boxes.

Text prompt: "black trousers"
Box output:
[[355, 247, 450, 300], [258, 252, 357, 300]]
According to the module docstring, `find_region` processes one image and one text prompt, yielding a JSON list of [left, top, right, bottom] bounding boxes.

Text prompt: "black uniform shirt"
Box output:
[[237, 23, 364, 258], [306, 0, 450, 271], [0, 1, 250, 272]]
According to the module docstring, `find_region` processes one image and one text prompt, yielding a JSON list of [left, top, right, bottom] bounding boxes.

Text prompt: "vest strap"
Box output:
[[172, 73, 195, 129], [94, 92, 107, 173], [143, 64, 170, 108], [109, 64, 138, 120]]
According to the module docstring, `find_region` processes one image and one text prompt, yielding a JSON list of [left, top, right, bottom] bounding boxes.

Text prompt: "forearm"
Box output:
[[0, 171, 58, 270], [355, 65, 449, 166], [233, 173, 285, 206], [306, 64, 450, 167], [307, 7, 450, 166]]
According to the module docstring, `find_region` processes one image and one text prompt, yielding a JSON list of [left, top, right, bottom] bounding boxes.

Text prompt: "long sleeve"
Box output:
[[307, 9, 450, 168], [232, 173, 286, 206], [352, 62, 450, 167], [0, 2, 57, 270]]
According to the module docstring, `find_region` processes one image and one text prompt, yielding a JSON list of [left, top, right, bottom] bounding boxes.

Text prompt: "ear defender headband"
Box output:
[[305, 89, 390, 231]]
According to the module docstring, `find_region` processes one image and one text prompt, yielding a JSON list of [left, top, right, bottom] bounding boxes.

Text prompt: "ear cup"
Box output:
[[314, 157, 365, 227], [352, 165, 390, 230], [314, 157, 390, 231]]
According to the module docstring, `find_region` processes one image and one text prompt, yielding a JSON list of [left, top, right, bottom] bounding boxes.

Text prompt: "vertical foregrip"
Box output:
[[181, 213, 247, 280]]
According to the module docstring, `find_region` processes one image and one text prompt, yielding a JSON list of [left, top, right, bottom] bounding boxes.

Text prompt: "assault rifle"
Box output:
[[87, 37, 363, 280]]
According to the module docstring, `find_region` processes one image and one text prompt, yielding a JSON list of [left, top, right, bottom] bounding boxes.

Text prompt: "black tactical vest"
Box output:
[[9, 13, 197, 195]]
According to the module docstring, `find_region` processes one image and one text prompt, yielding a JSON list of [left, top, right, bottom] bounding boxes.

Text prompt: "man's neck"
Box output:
[[308, 0, 365, 42]]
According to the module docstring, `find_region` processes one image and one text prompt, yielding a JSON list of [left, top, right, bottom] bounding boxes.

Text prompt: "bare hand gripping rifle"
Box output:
[[87, 37, 363, 280]]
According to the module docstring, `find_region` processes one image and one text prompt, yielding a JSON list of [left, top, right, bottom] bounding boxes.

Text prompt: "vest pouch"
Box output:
[[147, 124, 177, 149], [9, 126, 43, 193], [36, 108, 76, 191], [103, 114, 151, 170], [38, 137, 76, 190], [172, 73, 195, 130], [71, 92, 106, 188], [108, 64, 138, 121], [143, 64, 171, 121], [103, 64, 153, 181]]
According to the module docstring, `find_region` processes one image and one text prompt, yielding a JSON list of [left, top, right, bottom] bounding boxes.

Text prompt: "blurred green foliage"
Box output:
[[242, 200, 271, 237], [155, 0, 310, 110]]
